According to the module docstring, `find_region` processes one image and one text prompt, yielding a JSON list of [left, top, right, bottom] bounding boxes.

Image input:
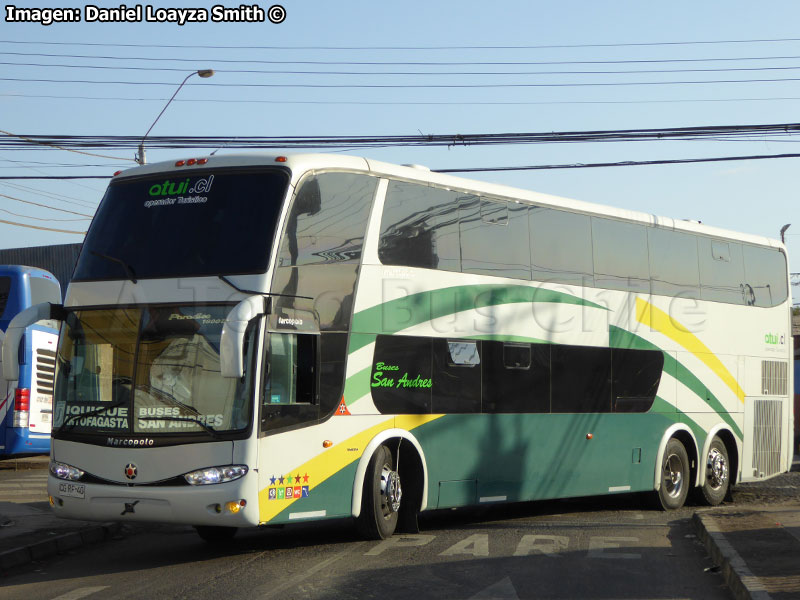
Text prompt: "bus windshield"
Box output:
[[52, 305, 255, 440], [72, 168, 289, 281]]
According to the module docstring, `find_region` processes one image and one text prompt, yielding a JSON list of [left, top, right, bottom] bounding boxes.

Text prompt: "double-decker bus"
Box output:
[[12, 153, 790, 542], [0, 265, 61, 456]]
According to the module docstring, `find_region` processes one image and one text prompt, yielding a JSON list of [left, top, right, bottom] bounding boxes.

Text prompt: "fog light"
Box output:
[[225, 501, 241, 514], [48, 495, 55, 506]]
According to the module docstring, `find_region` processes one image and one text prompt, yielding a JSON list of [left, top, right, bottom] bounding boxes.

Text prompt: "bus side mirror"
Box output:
[[2, 303, 64, 381], [220, 296, 266, 379]]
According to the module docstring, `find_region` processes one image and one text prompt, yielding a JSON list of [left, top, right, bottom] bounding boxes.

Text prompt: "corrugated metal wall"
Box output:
[[0, 244, 82, 299]]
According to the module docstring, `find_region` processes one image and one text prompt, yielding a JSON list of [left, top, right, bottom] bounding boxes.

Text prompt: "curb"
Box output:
[[0, 522, 121, 572], [692, 512, 773, 600]]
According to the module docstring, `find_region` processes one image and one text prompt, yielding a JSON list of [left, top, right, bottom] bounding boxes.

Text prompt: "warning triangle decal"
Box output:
[[334, 397, 351, 416]]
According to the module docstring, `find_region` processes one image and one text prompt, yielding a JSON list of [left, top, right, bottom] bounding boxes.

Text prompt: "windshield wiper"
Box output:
[[138, 416, 221, 439], [90, 251, 138, 284]]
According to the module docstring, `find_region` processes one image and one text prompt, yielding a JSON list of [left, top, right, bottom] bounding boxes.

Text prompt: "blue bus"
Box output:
[[0, 266, 61, 456]]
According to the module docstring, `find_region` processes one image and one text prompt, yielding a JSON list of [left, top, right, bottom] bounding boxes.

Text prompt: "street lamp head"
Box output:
[[136, 68, 215, 165]]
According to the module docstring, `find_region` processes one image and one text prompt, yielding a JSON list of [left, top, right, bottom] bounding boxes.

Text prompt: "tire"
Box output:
[[195, 525, 237, 543], [698, 436, 730, 506], [656, 438, 690, 510], [356, 445, 401, 540]]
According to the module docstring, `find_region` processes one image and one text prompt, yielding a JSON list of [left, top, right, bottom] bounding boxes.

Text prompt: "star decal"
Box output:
[[269, 475, 276, 486], [287, 475, 294, 484], [296, 473, 301, 483], [278, 475, 285, 485], [303, 473, 309, 483]]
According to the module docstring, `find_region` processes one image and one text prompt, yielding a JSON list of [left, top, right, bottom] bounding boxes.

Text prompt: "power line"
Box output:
[[7, 50, 800, 66], [8, 75, 800, 89], [0, 218, 85, 234], [4, 123, 800, 151], [6, 93, 800, 106], [2, 151, 800, 179], [10, 59, 800, 77], [0, 192, 94, 217], [3, 37, 800, 50]]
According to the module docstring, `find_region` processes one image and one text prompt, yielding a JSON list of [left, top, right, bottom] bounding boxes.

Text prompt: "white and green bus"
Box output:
[[9, 153, 791, 542]]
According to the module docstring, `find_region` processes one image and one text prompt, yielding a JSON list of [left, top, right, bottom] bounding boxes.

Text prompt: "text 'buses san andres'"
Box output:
[[8, 152, 789, 542]]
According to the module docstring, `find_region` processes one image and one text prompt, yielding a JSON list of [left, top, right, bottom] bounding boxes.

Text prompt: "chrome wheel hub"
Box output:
[[663, 454, 684, 498], [707, 448, 728, 490], [380, 465, 402, 515]]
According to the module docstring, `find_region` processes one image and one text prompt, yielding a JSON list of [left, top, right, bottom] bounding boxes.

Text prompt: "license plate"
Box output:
[[58, 482, 85, 499]]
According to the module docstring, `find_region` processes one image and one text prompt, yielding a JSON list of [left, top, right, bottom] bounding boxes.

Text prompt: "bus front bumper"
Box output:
[[46, 474, 260, 527]]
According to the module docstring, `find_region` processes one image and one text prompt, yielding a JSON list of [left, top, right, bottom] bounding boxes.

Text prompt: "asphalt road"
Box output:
[[3, 490, 732, 600]]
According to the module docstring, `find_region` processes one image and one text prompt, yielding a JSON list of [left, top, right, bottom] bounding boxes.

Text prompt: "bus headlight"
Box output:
[[50, 461, 84, 481], [184, 465, 248, 486]]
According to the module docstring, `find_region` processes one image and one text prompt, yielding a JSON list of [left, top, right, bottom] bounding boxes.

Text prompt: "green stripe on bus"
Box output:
[[350, 283, 607, 353]]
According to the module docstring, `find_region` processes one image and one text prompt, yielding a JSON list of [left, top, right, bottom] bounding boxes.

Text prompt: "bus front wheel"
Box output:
[[656, 438, 690, 510], [356, 444, 401, 540], [195, 525, 238, 543]]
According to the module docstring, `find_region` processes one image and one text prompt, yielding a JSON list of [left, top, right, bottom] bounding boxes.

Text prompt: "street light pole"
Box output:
[[136, 69, 214, 165]]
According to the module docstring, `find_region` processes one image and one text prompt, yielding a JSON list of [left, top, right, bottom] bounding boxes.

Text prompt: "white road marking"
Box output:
[[52, 586, 109, 600], [513, 534, 569, 557], [365, 534, 435, 556], [440, 533, 489, 557]]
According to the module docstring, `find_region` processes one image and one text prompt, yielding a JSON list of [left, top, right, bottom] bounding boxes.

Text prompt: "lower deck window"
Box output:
[[370, 335, 663, 415]]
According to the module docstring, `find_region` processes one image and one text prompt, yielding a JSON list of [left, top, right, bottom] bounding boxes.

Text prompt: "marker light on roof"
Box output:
[[175, 160, 186, 167], [197, 158, 208, 165], [187, 158, 197, 166], [275, 156, 287, 163], [113, 171, 122, 176]]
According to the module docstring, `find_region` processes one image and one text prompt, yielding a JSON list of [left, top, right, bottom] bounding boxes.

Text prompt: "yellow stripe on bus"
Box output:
[[635, 298, 745, 402], [258, 414, 445, 523]]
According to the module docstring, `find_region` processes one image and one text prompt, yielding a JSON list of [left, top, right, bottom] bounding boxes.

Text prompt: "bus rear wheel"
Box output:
[[698, 436, 730, 506], [656, 438, 690, 510], [356, 445, 401, 540], [195, 525, 238, 543]]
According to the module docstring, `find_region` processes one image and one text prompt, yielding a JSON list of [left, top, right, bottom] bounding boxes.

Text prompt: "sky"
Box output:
[[2, 1, 800, 301]]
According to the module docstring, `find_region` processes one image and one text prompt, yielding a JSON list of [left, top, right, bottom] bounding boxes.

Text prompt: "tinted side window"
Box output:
[[0, 276, 12, 319], [742, 244, 788, 307], [460, 198, 531, 279], [378, 181, 461, 271], [431, 339, 481, 413], [698, 239, 746, 305], [278, 172, 377, 267], [530, 208, 594, 286], [551, 345, 611, 413], [592, 218, 650, 293], [371, 335, 432, 414], [482, 341, 550, 413], [648, 228, 700, 299], [611, 348, 663, 413]]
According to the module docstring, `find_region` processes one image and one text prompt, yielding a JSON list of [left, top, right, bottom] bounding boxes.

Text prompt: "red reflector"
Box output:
[[275, 156, 287, 163], [187, 158, 197, 166], [197, 158, 208, 165], [175, 160, 186, 167], [14, 388, 30, 412], [113, 170, 122, 177]]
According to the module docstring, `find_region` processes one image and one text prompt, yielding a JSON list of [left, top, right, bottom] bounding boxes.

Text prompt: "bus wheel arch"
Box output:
[[352, 430, 428, 538]]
